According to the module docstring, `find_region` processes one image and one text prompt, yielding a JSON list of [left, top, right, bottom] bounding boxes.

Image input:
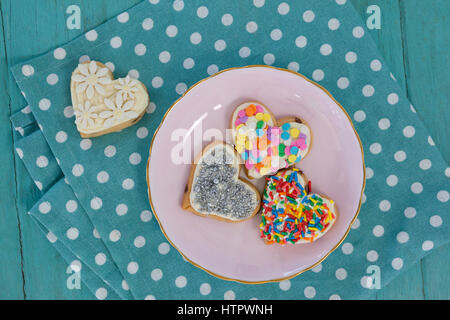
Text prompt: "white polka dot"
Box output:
[[95, 253, 106, 266], [166, 25, 178, 37], [336, 0, 347, 4], [370, 142, 382, 154], [176, 83, 187, 95], [149, 0, 159, 4], [66, 227, 79, 240], [90, 197, 103, 210], [93, 228, 100, 239], [109, 230, 121, 242], [392, 258, 403, 270], [136, 127, 149, 140], [200, 283, 211, 295], [36, 156, 48, 168], [329, 294, 341, 300], [437, 190, 449, 202], [53, 48, 66, 60], [312, 69, 324, 81], [222, 13, 233, 26], [270, 29, 283, 41], [328, 18, 340, 30], [304, 286, 316, 298], [72, 164, 84, 177], [85, 30, 98, 41], [173, 0, 184, 11], [122, 280, 129, 291], [142, 18, 154, 30], [411, 182, 423, 194], [78, 55, 90, 63], [122, 178, 135, 190], [239, 47, 251, 58], [253, 0, 265, 7], [70, 260, 82, 272], [135, 43, 147, 56], [46, 231, 57, 243], [95, 288, 107, 300], [183, 58, 195, 69], [175, 276, 187, 288], [144, 295, 156, 300], [353, 26, 365, 38], [370, 59, 382, 71], [127, 261, 139, 274], [116, 204, 128, 216], [141, 210, 152, 222], [147, 102, 156, 114], [129, 69, 140, 80], [197, 6, 208, 18], [79, 139, 92, 150], [361, 276, 372, 288], [263, 53, 275, 65], [287, 62, 299, 72], [64, 106, 74, 118], [311, 264, 322, 273], [366, 167, 373, 179], [134, 236, 146, 248], [35, 181, 43, 190], [373, 225, 384, 237], [445, 167, 450, 177], [295, 36, 307, 48], [419, 159, 432, 170], [394, 150, 407, 162], [279, 280, 291, 291], [396, 231, 409, 244], [335, 268, 347, 280], [277, 2, 290, 15], [353, 110, 366, 122], [430, 215, 443, 227], [378, 118, 391, 130], [190, 32, 202, 44], [386, 175, 398, 187], [366, 250, 378, 262], [151, 268, 163, 281], [66, 200, 78, 213], [152, 77, 164, 88], [351, 218, 360, 229], [117, 12, 129, 23], [22, 65, 34, 76], [55, 131, 67, 143], [39, 98, 51, 111], [428, 136, 435, 146], [404, 207, 416, 219], [246, 21, 258, 33], [362, 193, 367, 204], [387, 93, 399, 105], [129, 153, 142, 165], [39, 201, 51, 214], [15, 148, 23, 159], [320, 44, 333, 56], [207, 64, 219, 75], [303, 10, 315, 22], [341, 242, 354, 255], [362, 85, 375, 97], [110, 36, 122, 48], [379, 200, 391, 212], [345, 51, 357, 63], [337, 77, 350, 89], [158, 242, 170, 255], [422, 240, 434, 251], [224, 290, 235, 300], [214, 40, 226, 51], [159, 51, 171, 63]]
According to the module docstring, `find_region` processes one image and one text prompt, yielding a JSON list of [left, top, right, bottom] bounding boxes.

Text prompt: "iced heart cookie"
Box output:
[[260, 169, 337, 245], [231, 101, 312, 179], [70, 60, 149, 138], [182, 141, 261, 222]]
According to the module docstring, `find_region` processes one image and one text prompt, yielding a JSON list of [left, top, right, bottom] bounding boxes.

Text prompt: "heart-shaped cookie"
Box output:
[[182, 141, 261, 222], [70, 60, 149, 138], [260, 168, 337, 245], [231, 101, 312, 179]]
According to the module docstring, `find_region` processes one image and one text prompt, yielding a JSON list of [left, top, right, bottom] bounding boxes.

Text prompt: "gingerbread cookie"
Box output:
[[260, 168, 337, 245], [182, 141, 261, 222], [231, 102, 312, 179], [70, 60, 149, 138]]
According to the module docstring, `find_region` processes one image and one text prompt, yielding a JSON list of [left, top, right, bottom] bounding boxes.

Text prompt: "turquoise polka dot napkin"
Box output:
[[11, 0, 449, 300]]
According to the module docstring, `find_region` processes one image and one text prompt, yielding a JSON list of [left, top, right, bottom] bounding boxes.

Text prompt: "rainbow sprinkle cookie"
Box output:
[[231, 102, 311, 179], [260, 169, 337, 245]]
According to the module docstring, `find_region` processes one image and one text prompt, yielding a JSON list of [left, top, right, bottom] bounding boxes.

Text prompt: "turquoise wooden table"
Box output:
[[0, 0, 448, 299]]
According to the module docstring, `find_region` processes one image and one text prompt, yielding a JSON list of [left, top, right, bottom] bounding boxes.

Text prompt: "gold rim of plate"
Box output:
[[146, 65, 366, 284]]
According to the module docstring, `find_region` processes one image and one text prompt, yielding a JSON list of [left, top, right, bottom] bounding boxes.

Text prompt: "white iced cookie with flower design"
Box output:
[[70, 60, 149, 138]]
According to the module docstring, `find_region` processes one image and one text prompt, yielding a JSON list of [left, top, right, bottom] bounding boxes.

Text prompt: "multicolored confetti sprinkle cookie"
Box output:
[[231, 101, 312, 179], [182, 141, 261, 222], [260, 169, 338, 245]]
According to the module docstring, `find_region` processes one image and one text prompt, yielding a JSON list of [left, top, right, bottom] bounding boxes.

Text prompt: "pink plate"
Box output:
[[147, 66, 365, 283]]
